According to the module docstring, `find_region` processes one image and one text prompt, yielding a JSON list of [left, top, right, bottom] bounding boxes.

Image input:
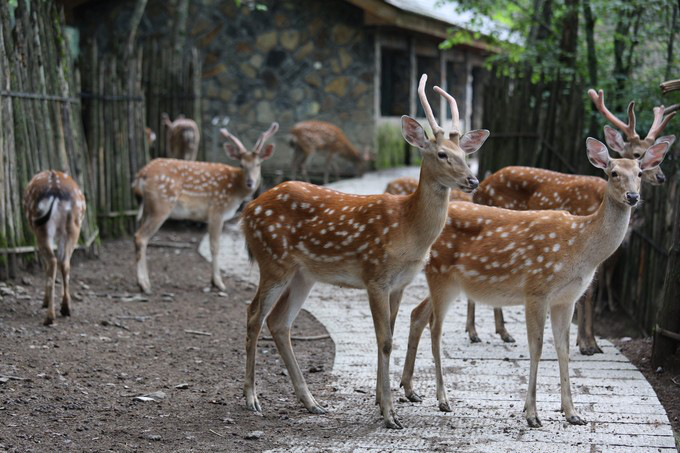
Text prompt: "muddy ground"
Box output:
[[0, 225, 335, 452]]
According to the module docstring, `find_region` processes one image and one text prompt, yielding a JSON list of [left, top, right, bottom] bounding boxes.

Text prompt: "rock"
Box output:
[[249, 54, 264, 69], [140, 433, 162, 441], [655, 366, 664, 374], [332, 24, 355, 45], [175, 383, 190, 389], [21, 277, 31, 285], [294, 41, 314, 61], [202, 287, 211, 294], [339, 49, 352, 70], [325, 77, 348, 97], [620, 336, 632, 342], [239, 62, 257, 79], [218, 292, 228, 297], [280, 30, 299, 50], [256, 101, 275, 123], [308, 365, 323, 373], [133, 391, 166, 402], [255, 31, 277, 52], [223, 417, 235, 424], [304, 72, 322, 88], [290, 88, 304, 103], [244, 431, 264, 440]]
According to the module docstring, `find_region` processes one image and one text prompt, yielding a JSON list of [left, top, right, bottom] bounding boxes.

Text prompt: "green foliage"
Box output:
[[376, 123, 407, 170]]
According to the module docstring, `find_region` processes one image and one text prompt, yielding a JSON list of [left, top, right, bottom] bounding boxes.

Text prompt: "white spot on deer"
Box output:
[[254, 206, 262, 215], [552, 244, 560, 252], [548, 232, 556, 239]]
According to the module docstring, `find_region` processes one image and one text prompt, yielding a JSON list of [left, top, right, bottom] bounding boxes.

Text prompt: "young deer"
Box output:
[[400, 138, 669, 427], [241, 75, 489, 429], [133, 123, 278, 293], [162, 113, 201, 161], [24, 170, 86, 325], [385, 176, 473, 202], [589, 88, 676, 184], [289, 120, 372, 184]]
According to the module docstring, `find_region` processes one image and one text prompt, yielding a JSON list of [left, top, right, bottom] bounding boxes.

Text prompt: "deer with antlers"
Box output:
[[289, 120, 372, 184], [241, 75, 489, 429], [24, 170, 86, 325], [385, 176, 473, 202], [162, 113, 201, 161], [132, 123, 278, 293], [400, 138, 669, 427]]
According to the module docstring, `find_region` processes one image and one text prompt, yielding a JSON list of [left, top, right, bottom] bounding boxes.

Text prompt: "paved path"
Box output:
[[199, 168, 676, 452]]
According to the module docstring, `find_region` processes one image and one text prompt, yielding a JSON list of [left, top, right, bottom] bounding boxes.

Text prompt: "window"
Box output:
[[380, 47, 409, 117]]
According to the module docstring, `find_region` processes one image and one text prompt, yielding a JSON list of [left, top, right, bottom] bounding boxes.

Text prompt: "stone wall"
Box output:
[[76, 0, 376, 179]]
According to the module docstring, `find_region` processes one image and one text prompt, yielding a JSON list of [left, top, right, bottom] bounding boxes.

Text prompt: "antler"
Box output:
[[220, 127, 248, 155], [434, 85, 461, 141], [645, 105, 676, 142], [253, 122, 279, 154], [418, 74, 444, 140], [588, 89, 639, 141]]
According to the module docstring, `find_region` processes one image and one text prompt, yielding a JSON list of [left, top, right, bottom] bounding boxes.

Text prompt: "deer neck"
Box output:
[[580, 188, 631, 266], [403, 163, 451, 251]]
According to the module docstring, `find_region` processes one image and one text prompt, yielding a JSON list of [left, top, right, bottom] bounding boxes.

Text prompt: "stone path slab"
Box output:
[[199, 168, 676, 452]]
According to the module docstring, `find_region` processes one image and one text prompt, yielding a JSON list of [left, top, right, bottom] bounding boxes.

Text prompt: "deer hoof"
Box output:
[[384, 411, 403, 429], [438, 401, 452, 412], [405, 390, 422, 403], [245, 399, 262, 413], [579, 343, 603, 356], [526, 416, 542, 428], [307, 404, 327, 414], [566, 415, 587, 425], [501, 333, 515, 343], [43, 317, 54, 326], [468, 332, 481, 343], [60, 305, 71, 317]]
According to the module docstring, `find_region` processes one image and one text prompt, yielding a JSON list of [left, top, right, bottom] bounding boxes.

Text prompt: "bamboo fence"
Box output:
[[0, 0, 98, 277], [480, 67, 678, 333]]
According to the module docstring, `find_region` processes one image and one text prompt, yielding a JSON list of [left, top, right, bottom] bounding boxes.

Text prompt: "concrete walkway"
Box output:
[[199, 168, 676, 452]]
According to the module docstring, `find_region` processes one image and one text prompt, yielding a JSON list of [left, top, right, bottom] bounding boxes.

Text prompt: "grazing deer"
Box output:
[[289, 120, 372, 184], [385, 176, 473, 202], [400, 138, 669, 428], [132, 123, 278, 293], [162, 113, 200, 161], [241, 75, 489, 429], [588, 88, 676, 184], [24, 171, 86, 325]]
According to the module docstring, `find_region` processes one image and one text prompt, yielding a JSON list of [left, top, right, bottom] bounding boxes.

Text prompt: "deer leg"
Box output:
[[323, 151, 333, 185], [494, 308, 515, 343], [208, 213, 226, 291], [578, 285, 602, 355], [290, 147, 305, 181], [244, 276, 289, 413], [58, 231, 77, 318], [605, 261, 617, 313], [400, 296, 433, 403], [551, 301, 587, 425], [523, 298, 548, 428], [266, 271, 324, 413], [41, 245, 58, 326], [465, 299, 481, 342], [134, 206, 170, 294], [430, 284, 458, 412], [375, 288, 405, 406], [367, 285, 402, 429]]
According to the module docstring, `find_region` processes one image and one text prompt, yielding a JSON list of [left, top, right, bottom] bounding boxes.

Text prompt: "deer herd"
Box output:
[[22, 76, 675, 430]]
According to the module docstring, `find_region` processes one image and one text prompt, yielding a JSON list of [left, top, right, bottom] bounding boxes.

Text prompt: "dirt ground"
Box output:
[[0, 225, 336, 452]]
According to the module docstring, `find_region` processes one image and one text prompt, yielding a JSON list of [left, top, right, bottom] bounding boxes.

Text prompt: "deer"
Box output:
[[132, 122, 278, 294], [241, 74, 489, 429], [162, 113, 200, 161], [385, 176, 473, 202], [399, 137, 670, 428], [588, 88, 676, 184], [24, 170, 86, 326], [145, 127, 157, 149], [289, 120, 372, 185]]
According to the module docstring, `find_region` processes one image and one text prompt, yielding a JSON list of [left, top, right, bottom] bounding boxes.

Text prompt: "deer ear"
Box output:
[[459, 129, 490, 155], [401, 116, 429, 150], [224, 144, 241, 160], [586, 138, 610, 170], [259, 144, 275, 161], [640, 141, 669, 170], [655, 134, 676, 148], [603, 126, 625, 154]]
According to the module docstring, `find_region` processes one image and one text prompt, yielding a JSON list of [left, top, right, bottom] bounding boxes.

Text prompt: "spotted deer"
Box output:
[[241, 75, 489, 429], [162, 113, 201, 161], [385, 176, 473, 202], [289, 120, 372, 184], [400, 138, 669, 427], [588, 88, 676, 184], [132, 123, 278, 293], [24, 171, 86, 325]]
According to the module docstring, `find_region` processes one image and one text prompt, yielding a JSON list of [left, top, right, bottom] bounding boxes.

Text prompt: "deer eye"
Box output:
[[437, 152, 447, 159], [638, 172, 642, 177], [611, 171, 618, 177], [633, 153, 641, 158]]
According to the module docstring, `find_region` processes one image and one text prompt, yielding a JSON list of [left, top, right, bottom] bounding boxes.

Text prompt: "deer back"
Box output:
[[385, 176, 472, 202], [24, 170, 85, 230], [291, 121, 362, 161]]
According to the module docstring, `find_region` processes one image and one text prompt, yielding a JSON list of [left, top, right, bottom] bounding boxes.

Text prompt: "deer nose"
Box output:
[[246, 179, 255, 189], [467, 177, 479, 190], [656, 173, 665, 184], [625, 192, 639, 206]]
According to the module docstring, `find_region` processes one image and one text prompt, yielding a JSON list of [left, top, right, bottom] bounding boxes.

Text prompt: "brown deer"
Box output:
[[162, 113, 200, 161], [241, 75, 489, 429], [385, 176, 473, 202], [145, 127, 157, 149], [132, 122, 278, 293], [400, 138, 669, 427], [588, 89, 676, 184], [24, 170, 86, 325], [289, 120, 372, 184]]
